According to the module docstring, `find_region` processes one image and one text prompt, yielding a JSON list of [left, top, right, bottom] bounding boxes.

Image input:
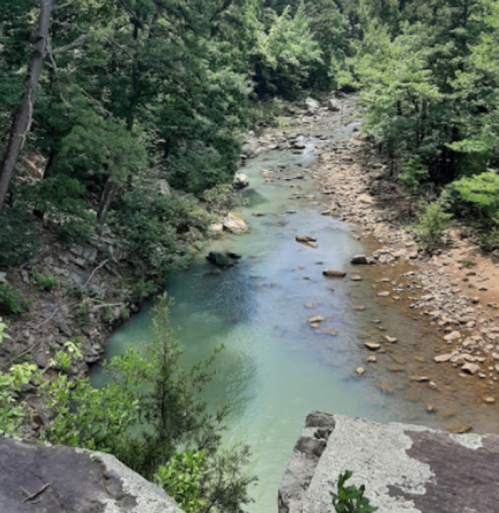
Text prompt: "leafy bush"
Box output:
[[34, 273, 58, 292], [112, 189, 211, 282], [155, 450, 208, 513], [203, 184, 244, 215], [0, 284, 29, 316], [0, 204, 40, 269], [169, 139, 240, 196], [0, 318, 9, 344], [453, 172, 499, 223], [414, 195, 453, 252], [399, 155, 429, 215], [23, 175, 95, 244], [331, 471, 378, 513]]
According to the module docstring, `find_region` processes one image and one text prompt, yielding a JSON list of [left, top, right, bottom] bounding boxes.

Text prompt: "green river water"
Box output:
[[91, 113, 499, 512]]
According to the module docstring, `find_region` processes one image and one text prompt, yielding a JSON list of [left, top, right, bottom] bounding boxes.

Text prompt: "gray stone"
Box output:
[[223, 213, 248, 235], [304, 97, 320, 114], [322, 269, 346, 278], [0, 437, 184, 513], [158, 179, 171, 196], [351, 255, 369, 265], [326, 99, 341, 112], [279, 413, 499, 513], [233, 172, 249, 189]]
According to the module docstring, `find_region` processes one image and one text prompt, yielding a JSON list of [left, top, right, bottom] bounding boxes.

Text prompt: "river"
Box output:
[[91, 105, 499, 512]]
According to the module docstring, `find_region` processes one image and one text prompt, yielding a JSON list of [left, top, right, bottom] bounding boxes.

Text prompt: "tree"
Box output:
[[0, 0, 53, 209]]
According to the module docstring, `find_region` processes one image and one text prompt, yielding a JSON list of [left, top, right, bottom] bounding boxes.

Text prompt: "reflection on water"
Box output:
[[91, 117, 499, 512]]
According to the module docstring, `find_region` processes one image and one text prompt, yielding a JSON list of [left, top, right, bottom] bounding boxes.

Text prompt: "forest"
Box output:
[[2, 0, 499, 512]]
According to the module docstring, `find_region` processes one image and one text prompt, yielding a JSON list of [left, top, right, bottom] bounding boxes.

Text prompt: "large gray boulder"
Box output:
[[279, 413, 499, 513], [0, 436, 184, 513]]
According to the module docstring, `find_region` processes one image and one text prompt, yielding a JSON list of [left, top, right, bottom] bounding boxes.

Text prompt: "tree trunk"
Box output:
[[0, 0, 54, 210], [96, 179, 117, 231]]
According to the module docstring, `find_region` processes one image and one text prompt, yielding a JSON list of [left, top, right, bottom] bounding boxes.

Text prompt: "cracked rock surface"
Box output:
[[279, 413, 499, 513], [0, 437, 184, 513]]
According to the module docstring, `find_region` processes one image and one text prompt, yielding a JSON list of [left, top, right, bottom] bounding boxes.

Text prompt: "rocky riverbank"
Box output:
[[313, 123, 499, 398]]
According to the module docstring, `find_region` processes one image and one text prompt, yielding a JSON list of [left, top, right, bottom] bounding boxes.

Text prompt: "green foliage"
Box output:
[[254, 2, 323, 99], [203, 184, 244, 215], [155, 450, 209, 513], [331, 471, 378, 513], [0, 205, 40, 269], [22, 175, 95, 244], [399, 155, 429, 214], [0, 284, 29, 316], [111, 189, 212, 283], [414, 195, 453, 252], [453, 172, 499, 221], [34, 272, 58, 292], [168, 140, 240, 196], [0, 318, 9, 344]]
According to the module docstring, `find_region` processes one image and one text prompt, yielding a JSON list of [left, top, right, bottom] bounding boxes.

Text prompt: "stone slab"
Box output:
[[279, 413, 499, 513], [0, 436, 184, 513]]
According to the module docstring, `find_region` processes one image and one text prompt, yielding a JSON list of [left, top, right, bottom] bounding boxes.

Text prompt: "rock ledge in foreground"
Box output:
[[279, 413, 499, 513], [0, 436, 184, 513]]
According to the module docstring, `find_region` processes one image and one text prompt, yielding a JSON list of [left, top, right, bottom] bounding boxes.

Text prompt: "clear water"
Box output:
[[91, 116, 499, 512]]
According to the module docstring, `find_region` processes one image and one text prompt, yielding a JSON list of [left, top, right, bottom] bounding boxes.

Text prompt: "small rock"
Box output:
[[355, 367, 366, 377], [296, 235, 318, 248], [307, 316, 325, 324], [366, 355, 377, 363], [434, 353, 454, 363], [483, 397, 496, 404], [377, 291, 390, 298], [409, 376, 430, 382], [352, 305, 366, 311], [426, 404, 437, 413], [462, 362, 480, 375], [444, 331, 461, 343], [383, 335, 398, 344], [233, 172, 249, 189], [351, 255, 369, 265], [364, 342, 381, 351], [447, 421, 472, 434], [323, 269, 346, 278], [350, 275, 363, 282]]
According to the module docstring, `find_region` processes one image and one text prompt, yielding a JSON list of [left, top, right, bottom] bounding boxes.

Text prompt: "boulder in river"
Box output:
[[206, 252, 241, 268], [351, 255, 370, 265], [304, 97, 320, 114], [233, 172, 249, 189], [223, 213, 248, 235], [323, 269, 346, 278], [296, 235, 318, 248], [326, 99, 341, 112]]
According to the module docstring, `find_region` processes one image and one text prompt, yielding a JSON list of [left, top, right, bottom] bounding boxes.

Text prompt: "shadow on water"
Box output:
[[91, 113, 499, 512]]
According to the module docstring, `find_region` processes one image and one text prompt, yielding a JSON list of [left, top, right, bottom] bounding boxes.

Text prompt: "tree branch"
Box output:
[[52, 34, 87, 54]]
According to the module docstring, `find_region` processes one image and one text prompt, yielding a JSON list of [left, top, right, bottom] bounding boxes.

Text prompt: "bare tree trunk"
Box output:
[[96, 179, 117, 232], [0, 0, 54, 210]]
